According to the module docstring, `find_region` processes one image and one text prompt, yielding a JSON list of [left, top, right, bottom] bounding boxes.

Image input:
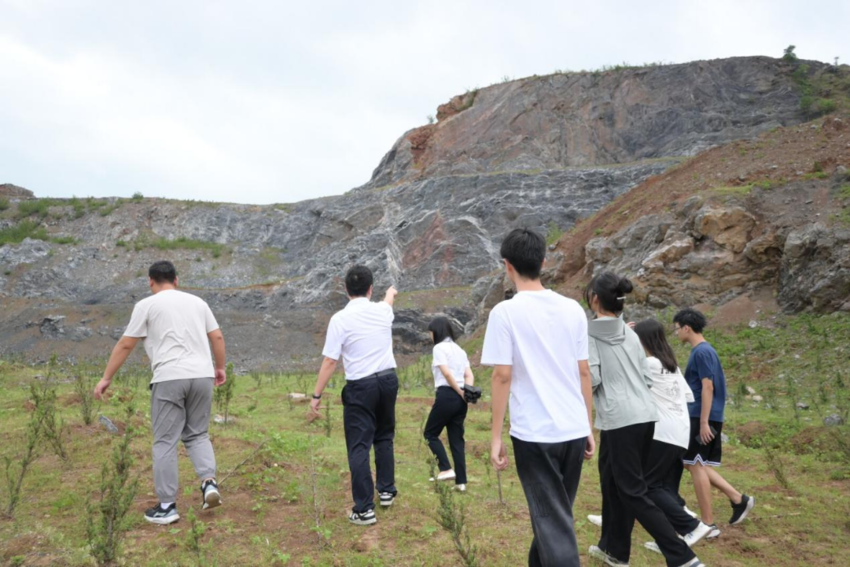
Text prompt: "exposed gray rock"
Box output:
[[98, 414, 119, 433], [0, 238, 52, 267], [779, 223, 850, 312], [39, 315, 66, 338], [823, 414, 846, 427]]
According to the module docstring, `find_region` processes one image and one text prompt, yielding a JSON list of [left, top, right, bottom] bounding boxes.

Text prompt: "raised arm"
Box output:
[[383, 285, 398, 307]]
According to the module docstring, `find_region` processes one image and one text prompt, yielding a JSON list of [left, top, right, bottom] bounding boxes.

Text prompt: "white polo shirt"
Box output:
[[123, 289, 220, 384], [481, 289, 591, 443], [432, 338, 470, 389], [322, 297, 397, 381]]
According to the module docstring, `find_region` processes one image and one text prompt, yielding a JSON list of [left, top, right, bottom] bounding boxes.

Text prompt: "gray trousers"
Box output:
[[151, 378, 216, 503]]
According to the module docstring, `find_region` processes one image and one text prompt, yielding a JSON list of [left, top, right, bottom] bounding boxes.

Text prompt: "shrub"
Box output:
[[783, 45, 798, 62], [0, 221, 48, 246], [74, 374, 97, 426], [430, 460, 478, 566], [3, 399, 43, 517], [86, 400, 140, 566], [0, 197, 9, 211], [31, 382, 68, 461], [214, 362, 235, 424], [15, 199, 56, 220], [131, 192, 144, 201]]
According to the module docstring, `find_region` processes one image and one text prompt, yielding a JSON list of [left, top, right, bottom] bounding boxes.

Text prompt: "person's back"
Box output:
[[128, 289, 218, 382], [324, 297, 395, 380], [486, 289, 590, 442], [684, 342, 727, 424], [587, 317, 657, 431], [646, 357, 692, 449]]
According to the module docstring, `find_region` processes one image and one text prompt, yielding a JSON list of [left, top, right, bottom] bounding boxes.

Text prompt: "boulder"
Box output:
[[692, 206, 756, 253]]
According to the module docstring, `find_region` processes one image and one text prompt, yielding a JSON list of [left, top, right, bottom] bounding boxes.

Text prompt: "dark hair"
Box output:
[[583, 272, 633, 314], [149, 261, 177, 284], [673, 308, 707, 334], [634, 319, 679, 373], [428, 316, 457, 345], [500, 228, 545, 280], [345, 265, 373, 297]]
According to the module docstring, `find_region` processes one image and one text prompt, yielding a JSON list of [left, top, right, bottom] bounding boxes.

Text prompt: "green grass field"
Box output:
[[1, 312, 848, 566]]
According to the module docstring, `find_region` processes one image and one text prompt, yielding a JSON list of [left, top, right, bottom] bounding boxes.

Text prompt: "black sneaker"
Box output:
[[201, 479, 222, 510], [349, 509, 377, 525], [145, 503, 180, 525], [378, 492, 395, 507], [729, 494, 755, 525]]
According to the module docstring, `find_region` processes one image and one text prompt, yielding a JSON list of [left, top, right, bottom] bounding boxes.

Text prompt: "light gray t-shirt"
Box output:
[[123, 289, 220, 384]]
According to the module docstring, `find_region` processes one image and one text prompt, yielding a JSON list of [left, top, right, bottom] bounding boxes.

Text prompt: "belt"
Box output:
[[353, 368, 396, 381]]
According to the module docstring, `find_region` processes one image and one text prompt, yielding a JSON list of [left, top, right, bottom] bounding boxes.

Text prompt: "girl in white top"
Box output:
[[423, 317, 474, 490], [633, 319, 713, 547]]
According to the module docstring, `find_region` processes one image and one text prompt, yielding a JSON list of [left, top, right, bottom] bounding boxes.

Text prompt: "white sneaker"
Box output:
[[683, 505, 699, 519], [684, 522, 712, 547], [644, 541, 661, 554], [454, 484, 466, 492], [706, 524, 721, 539], [437, 470, 456, 482], [587, 514, 603, 527], [588, 545, 629, 566], [678, 559, 706, 567]]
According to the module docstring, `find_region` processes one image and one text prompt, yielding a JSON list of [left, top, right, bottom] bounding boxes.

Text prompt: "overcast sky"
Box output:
[[0, 1, 847, 205]]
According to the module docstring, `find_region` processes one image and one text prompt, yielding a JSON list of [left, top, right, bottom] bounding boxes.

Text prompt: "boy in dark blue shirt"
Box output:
[[674, 308, 754, 536]]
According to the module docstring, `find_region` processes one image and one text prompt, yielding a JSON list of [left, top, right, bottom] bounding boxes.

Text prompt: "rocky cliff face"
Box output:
[[0, 56, 835, 368]]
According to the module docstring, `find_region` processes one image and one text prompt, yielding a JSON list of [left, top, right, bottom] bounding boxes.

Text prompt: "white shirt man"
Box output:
[[310, 265, 399, 526]]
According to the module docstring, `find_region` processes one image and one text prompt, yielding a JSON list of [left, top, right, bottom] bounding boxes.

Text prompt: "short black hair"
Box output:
[[583, 272, 633, 314], [149, 261, 177, 284], [500, 228, 545, 280], [345, 265, 373, 297], [673, 308, 707, 334], [428, 316, 457, 345]]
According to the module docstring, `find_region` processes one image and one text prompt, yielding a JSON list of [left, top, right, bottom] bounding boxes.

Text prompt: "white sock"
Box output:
[[160, 502, 174, 509]]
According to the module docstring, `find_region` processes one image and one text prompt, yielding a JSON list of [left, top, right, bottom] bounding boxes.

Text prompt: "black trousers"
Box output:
[[512, 436, 586, 567], [424, 386, 468, 484], [341, 373, 398, 513], [598, 422, 695, 567], [646, 440, 700, 535]]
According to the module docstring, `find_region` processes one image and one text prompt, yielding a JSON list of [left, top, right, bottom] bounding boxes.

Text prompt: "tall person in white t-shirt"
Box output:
[[309, 265, 399, 526], [481, 228, 595, 567], [424, 316, 474, 491], [94, 261, 227, 525]]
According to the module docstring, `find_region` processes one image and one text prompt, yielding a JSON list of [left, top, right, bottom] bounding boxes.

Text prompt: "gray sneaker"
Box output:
[[144, 503, 180, 525]]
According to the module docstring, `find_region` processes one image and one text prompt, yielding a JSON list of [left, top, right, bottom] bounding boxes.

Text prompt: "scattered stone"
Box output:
[[823, 414, 845, 427], [769, 164, 779, 170], [99, 414, 119, 433], [748, 320, 758, 329], [746, 386, 757, 395], [752, 395, 763, 402], [720, 433, 730, 443], [805, 199, 814, 205], [39, 315, 66, 338], [213, 414, 231, 424], [796, 402, 810, 410], [288, 393, 308, 400]]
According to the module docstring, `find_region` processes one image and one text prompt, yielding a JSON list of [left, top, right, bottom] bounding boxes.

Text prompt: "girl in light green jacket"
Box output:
[[586, 272, 703, 567]]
